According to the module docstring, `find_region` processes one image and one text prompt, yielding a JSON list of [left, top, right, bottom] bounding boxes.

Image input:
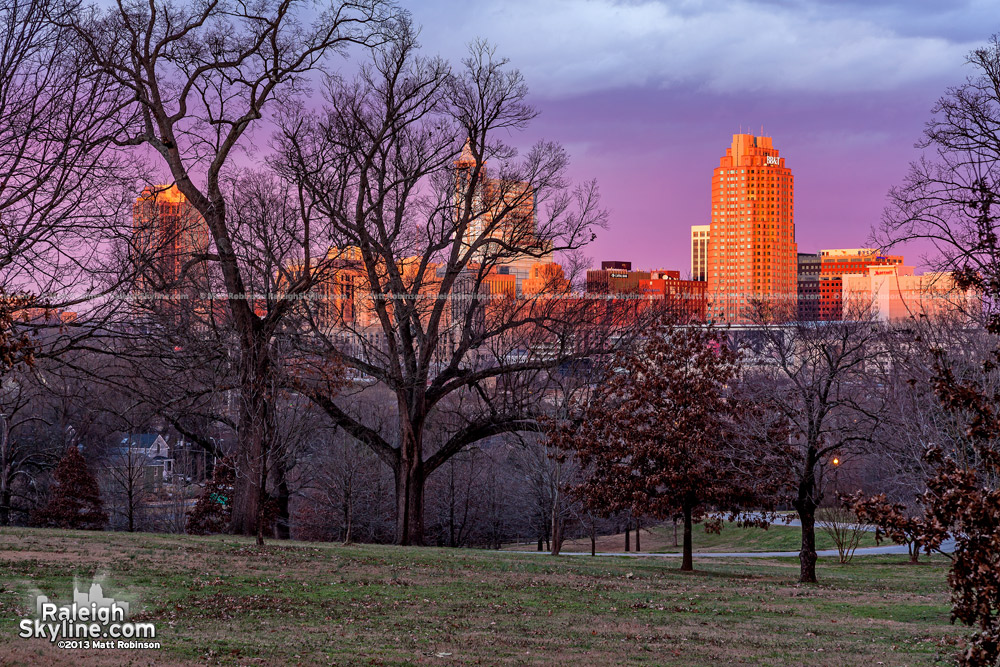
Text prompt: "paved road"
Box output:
[[509, 516, 956, 558], [547, 540, 955, 558]]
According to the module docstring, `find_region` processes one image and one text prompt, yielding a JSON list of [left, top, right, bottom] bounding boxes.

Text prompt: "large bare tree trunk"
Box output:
[[230, 412, 265, 537], [0, 417, 11, 526], [344, 494, 353, 545], [0, 485, 10, 527], [797, 505, 818, 583], [550, 459, 563, 556], [448, 462, 457, 548], [126, 470, 135, 533], [273, 463, 290, 540], [551, 518, 563, 556], [795, 456, 819, 584], [342, 476, 354, 544], [394, 426, 425, 545], [230, 342, 273, 541]]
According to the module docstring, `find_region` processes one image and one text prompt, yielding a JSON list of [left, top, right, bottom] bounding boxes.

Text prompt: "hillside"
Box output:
[[0, 528, 960, 666]]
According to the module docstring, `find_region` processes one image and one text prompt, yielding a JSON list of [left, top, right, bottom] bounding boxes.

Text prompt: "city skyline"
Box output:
[[4, 4, 998, 662], [407, 1, 1000, 272]]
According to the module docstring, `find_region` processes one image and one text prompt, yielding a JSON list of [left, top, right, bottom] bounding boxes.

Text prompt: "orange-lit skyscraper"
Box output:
[[706, 134, 796, 322], [133, 184, 211, 291]]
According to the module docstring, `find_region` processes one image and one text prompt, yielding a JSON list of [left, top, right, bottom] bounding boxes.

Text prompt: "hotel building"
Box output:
[[818, 248, 903, 320], [842, 265, 976, 322]]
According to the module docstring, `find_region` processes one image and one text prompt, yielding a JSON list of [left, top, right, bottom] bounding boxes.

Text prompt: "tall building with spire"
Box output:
[[454, 141, 552, 292], [706, 134, 796, 322]]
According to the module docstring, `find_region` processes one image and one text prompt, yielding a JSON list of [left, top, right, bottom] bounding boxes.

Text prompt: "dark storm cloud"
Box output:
[[408, 1, 992, 270], [416, 0, 984, 98]]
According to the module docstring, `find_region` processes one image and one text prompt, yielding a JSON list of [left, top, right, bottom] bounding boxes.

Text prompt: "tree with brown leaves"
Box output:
[[875, 34, 1000, 667], [846, 493, 925, 563], [551, 317, 787, 571], [187, 458, 237, 536], [30, 446, 107, 530]]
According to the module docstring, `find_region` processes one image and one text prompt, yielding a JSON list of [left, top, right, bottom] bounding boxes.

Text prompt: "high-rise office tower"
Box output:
[[133, 184, 210, 291], [706, 134, 797, 322], [690, 225, 709, 281], [797, 252, 821, 321]]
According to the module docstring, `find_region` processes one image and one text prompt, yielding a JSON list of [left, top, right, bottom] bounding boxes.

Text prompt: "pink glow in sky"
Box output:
[[410, 0, 1000, 275]]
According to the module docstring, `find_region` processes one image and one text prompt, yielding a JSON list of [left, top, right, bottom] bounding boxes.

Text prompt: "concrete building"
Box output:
[[842, 265, 975, 322], [691, 225, 709, 282], [818, 248, 904, 320], [586, 262, 707, 321], [797, 252, 821, 321], [706, 134, 797, 323], [642, 269, 708, 322], [523, 262, 570, 295], [586, 264, 646, 294], [601, 261, 631, 271], [132, 185, 210, 290]]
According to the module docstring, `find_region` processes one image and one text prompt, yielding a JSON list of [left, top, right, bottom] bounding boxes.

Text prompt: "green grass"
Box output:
[[647, 521, 880, 553], [0, 527, 962, 666], [510, 519, 879, 554]]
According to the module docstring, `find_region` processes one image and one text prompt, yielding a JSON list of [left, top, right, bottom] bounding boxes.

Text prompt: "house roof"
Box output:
[[121, 434, 162, 448]]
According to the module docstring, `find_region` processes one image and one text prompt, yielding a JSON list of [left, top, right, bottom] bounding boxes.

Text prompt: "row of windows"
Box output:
[[721, 168, 791, 175]]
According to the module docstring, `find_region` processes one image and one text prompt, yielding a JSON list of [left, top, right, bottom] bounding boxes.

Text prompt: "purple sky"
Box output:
[[411, 0, 1000, 275]]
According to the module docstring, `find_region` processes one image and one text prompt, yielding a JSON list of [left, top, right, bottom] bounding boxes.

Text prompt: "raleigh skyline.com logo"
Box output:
[[18, 580, 160, 651]]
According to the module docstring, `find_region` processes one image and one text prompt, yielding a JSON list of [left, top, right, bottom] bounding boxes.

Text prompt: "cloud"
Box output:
[[416, 0, 986, 98]]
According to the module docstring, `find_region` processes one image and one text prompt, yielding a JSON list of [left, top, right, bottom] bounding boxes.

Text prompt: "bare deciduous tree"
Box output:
[[274, 26, 624, 545], [102, 441, 154, 533], [816, 506, 870, 565], [743, 300, 893, 583], [0, 0, 136, 304], [64, 0, 398, 542]]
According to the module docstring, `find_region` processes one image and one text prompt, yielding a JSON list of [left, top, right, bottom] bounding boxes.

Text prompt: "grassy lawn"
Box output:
[[0, 527, 961, 666], [508, 520, 879, 554]]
